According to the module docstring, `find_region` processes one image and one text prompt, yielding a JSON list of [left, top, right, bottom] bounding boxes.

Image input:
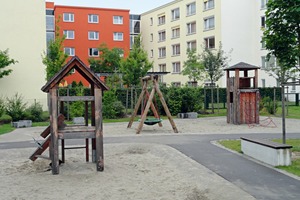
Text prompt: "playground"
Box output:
[[1, 116, 300, 200]]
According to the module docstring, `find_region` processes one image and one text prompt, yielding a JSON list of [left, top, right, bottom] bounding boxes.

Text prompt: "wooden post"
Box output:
[[127, 81, 147, 128], [136, 87, 155, 134], [91, 84, 96, 162], [61, 139, 65, 163], [50, 88, 59, 174], [94, 88, 104, 171], [154, 79, 178, 133], [84, 101, 89, 162]]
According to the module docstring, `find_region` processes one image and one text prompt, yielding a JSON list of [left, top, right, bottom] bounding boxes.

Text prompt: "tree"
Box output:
[[263, 0, 300, 72], [263, 0, 300, 143], [200, 43, 229, 113], [89, 43, 123, 73], [0, 49, 17, 79], [182, 49, 205, 86], [42, 26, 68, 81], [120, 35, 153, 87]]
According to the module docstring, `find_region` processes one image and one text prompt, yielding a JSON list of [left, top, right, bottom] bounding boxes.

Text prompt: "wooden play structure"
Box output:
[[29, 56, 108, 174], [225, 62, 260, 125], [127, 75, 178, 134]]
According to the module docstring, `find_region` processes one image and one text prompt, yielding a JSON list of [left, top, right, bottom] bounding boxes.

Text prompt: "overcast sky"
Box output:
[[51, 0, 174, 14]]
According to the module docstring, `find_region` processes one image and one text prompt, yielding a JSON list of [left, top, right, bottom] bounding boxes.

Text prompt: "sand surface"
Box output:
[[1, 116, 299, 200]]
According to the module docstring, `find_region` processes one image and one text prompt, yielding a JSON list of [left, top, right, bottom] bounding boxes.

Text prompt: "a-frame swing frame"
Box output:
[[127, 75, 178, 134]]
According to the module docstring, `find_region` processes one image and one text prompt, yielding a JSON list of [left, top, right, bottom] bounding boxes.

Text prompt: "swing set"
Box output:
[[127, 75, 178, 134]]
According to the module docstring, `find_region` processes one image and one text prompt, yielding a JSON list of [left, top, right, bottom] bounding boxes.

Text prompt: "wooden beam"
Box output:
[[154, 79, 178, 133], [58, 96, 95, 102], [94, 88, 104, 171], [136, 87, 155, 134], [50, 88, 59, 174], [127, 81, 147, 128]]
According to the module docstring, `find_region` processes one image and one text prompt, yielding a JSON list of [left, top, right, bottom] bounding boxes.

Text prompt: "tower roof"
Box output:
[[224, 62, 260, 71]]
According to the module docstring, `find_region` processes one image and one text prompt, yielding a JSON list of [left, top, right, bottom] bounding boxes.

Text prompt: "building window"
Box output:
[[130, 20, 140, 34], [204, 16, 215, 30], [150, 17, 153, 25], [46, 32, 54, 47], [89, 48, 99, 57], [88, 31, 99, 40], [261, 38, 266, 49], [150, 33, 153, 42], [159, 64, 166, 72], [261, 56, 266, 69], [171, 8, 180, 21], [64, 47, 75, 56], [172, 62, 181, 73], [158, 30, 166, 42], [150, 50, 154, 58], [204, 0, 214, 10], [158, 47, 166, 58], [46, 15, 54, 31], [63, 13, 74, 22], [261, 16, 266, 28], [172, 27, 180, 38], [172, 82, 181, 87], [113, 16, 123, 24], [63, 30, 74, 39], [88, 14, 99, 23], [187, 2, 196, 16], [261, 0, 268, 9], [262, 79, 266, 88], [172, 44, 180, 56], [113, 32, 124, 41], [187, 40, 197, 51], [204, 37, 215, 48], [158, 15, 166, 25], [292, 78, 296, 90], [187, 22, 196, 35]]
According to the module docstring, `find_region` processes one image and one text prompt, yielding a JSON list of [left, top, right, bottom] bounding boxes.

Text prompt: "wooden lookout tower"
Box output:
[[225, 62, 260, 125], [35, 56, 108, 174]]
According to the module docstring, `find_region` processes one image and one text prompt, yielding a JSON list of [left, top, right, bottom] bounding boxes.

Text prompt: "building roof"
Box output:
[[41, 56, 109, 92], [224, 62, 260, 71]]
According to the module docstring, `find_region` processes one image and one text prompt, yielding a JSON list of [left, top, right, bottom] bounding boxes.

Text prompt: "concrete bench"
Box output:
[[73, 117, 85, 125], [12, 120, 32, 128], [241, 137, 292, 166], [177, 112, 198, 119]]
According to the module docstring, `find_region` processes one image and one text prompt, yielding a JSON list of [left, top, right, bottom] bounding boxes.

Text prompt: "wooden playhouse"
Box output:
[[225, 62, 260, 125]]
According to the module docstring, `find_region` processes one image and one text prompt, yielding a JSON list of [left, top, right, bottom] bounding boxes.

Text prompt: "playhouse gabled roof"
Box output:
[[41, 56, 109, 92], [224, 62, 260, 71]]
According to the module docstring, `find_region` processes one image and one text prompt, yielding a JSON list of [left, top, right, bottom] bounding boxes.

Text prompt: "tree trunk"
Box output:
[[211, 83, 214, 114], [281, 85, 286, 144]]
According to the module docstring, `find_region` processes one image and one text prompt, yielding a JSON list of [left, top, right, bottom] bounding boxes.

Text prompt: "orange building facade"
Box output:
[[46, 2, 130, 86]]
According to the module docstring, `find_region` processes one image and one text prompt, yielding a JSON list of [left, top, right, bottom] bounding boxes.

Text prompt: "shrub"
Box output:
[[70, 101, 84, 119], [5, 93, 27, 121], [0, 96, 5, 117], [0, 114, 12, 124], [262, 96, 278, 115], [26, 102, 44, 122], [103, 90, 126, 119]]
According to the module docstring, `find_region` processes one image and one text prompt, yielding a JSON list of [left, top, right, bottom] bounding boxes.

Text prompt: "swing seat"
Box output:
[[139, 118, 162, 126]]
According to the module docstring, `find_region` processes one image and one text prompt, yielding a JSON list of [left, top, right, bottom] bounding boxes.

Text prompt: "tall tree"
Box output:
[[263, 0, 300, 143], [182, 49, 205, 86], [89, 43, 123, 73], [0, 49, 17, 79], [42, 25, 68, 81], [120, 35, 153, 87], [200, 43, 229, 113]]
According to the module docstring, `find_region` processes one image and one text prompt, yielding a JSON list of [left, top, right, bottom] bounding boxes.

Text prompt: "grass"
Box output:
[[0, 124, 15, 135], [218, 139, 300, 177]]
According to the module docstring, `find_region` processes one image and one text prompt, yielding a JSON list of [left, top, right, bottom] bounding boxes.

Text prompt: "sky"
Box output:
[[51, 0, 174, 14]]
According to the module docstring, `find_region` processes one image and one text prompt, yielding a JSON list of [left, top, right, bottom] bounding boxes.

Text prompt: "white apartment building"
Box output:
[[141, 0, 278, 88], [0, 0, 47, 108]]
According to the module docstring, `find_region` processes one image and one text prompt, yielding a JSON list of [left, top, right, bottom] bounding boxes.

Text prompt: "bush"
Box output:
[[0, 114, 12, 124], [262, 96, 278, 115], [5, 93, 27, 121], [0, 96, 5, 117], [26, 102, 44, 122], [103, 90, 126, 119], [70, 101, 84, 119]]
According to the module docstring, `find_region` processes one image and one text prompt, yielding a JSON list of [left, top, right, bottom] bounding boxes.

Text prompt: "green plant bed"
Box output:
[[0, 124, 15, 135], [218, 139, 300, 177]]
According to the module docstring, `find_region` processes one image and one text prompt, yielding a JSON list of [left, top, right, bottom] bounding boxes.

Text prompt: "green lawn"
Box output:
[[218, 139, 300, 177], [0, 124, 15, 135]]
